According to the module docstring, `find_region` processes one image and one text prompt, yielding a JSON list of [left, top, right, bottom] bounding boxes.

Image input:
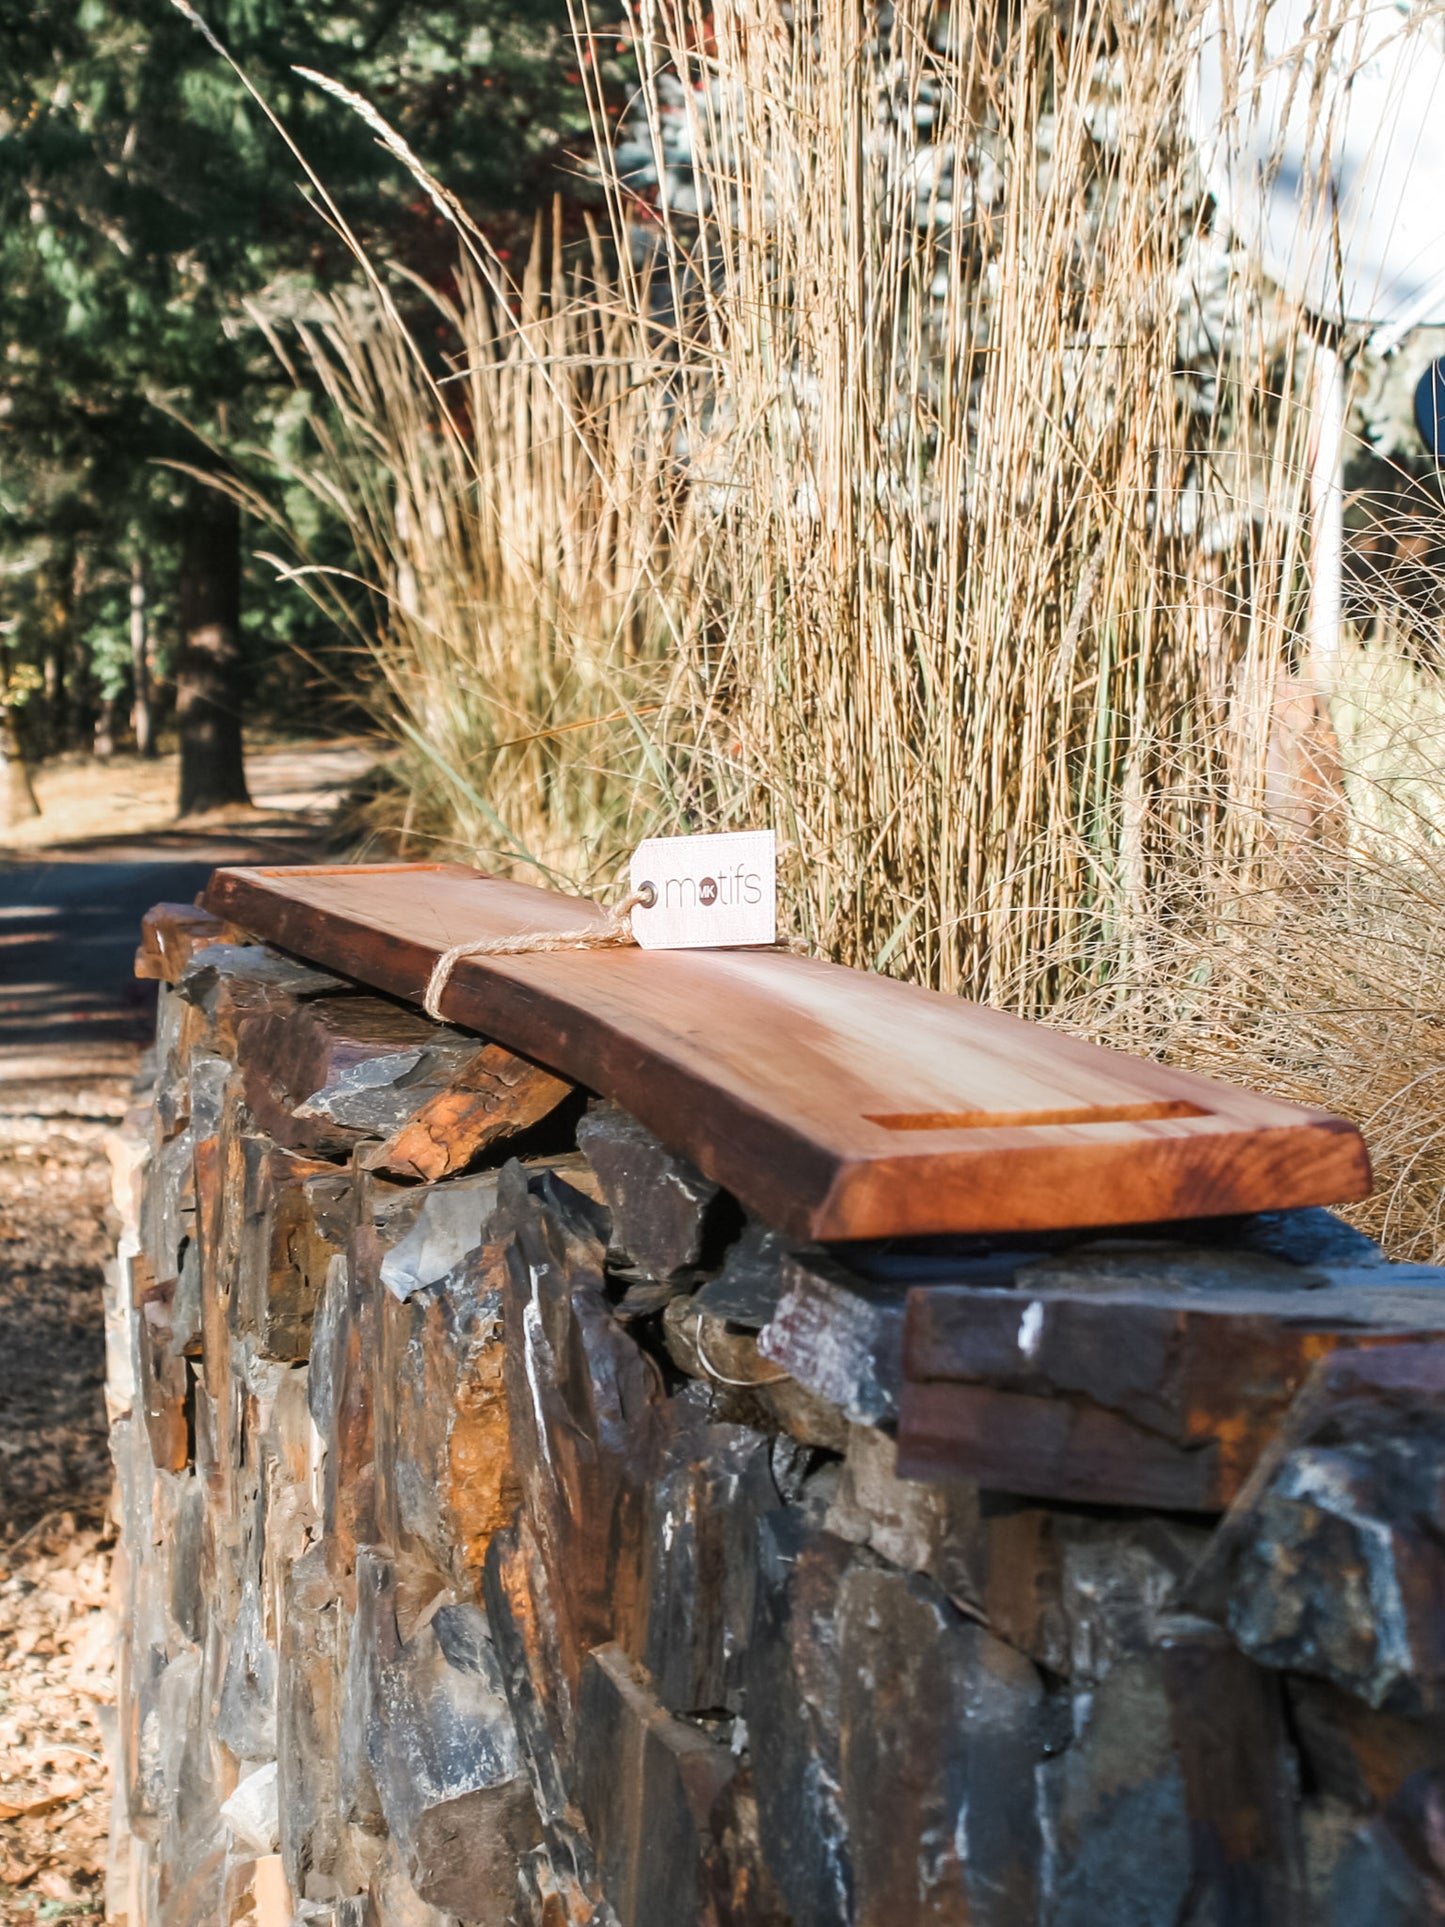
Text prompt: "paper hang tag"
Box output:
[[628, 830, 777, 950]]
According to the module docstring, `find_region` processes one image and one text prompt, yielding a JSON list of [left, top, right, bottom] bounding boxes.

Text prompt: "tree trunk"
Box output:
[[130, 550, 155, 757], [176, 488, 249, 815], [94, 694, 120, 760], [65, 547, 93, 753], [39, 544, 78, 754], [0, 708, 40, 826]]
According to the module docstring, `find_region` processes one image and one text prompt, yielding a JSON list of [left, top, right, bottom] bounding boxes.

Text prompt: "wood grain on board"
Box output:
[[202, 863, 1371, 1242]]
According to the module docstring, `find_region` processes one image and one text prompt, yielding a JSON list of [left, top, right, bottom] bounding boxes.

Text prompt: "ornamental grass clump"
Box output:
[[226, 224, 680, 889], [570, 0, 1316, 1000], [239, 0, 1445, 1256]]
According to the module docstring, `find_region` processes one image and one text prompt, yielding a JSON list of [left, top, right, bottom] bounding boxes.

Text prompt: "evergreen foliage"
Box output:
[[0, 0, 586, 779]]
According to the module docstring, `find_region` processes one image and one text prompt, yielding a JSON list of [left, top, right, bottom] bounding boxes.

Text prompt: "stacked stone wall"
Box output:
[[105, 931, 1445, 1925]]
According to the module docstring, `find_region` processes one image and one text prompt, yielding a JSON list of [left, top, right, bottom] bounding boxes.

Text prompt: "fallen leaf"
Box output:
[[0, 1780, 82, 1821], [35, 1866, 83, 1900]]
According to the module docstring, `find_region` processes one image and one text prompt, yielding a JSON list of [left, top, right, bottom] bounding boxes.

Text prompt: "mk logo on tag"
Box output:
[[629, 830, 776, 950]]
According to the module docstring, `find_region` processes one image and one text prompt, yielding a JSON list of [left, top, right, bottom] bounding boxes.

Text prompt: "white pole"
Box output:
[[1368, 269, 1445, 360], [1308, 339, 1345, 682]]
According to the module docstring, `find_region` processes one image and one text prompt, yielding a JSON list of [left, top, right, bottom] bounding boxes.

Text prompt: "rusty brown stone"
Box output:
[[376, 1042, 574, 1183], [372, 1232, 518, 1596]]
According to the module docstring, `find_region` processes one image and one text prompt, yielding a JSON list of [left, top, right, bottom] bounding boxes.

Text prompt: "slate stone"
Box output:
[[373, 1170, 503, 1304], [221, 1761, 280, 1854], [121, 1623, 181, 1842], [367, 1833, 464, 1927], [838, 1562, 1046, 1924], [824, 1424, 981, 1610], [1189, 1346, 1445, 1715], [428, 1601, 491, 1678], [1040, 1621, 1306, 1927], [700, 1764, 794, 1927], [279, 1546, 346, 1903], [157, 1842, 226, 1927], [576, 1643, 738, 1927], [132, 1262, 192, 1474], [240, 995, 478, 1156], [980, 1506, 1209, 1682], [1039, 1654, 1193, 1927], [373, 1041, 574, 1184], [187, 1049, 233, 1145], [370, 1605, 538, 1917], [155, 1642, 227, 1912], [219, 1850, 291, 1925], [177, 943, 347, 1059], [1016, 1238, 1333, 1297], [179, 941, 345, 1005], [1320, 1770, 1445, 1924], [308, 1253, 347, 1460], [494, 1160, 664, 1707], [372, 1230, 516, 1604], [1155, 1617, 1306, 1925], [577, 1100, 723, 1287], [1226, 1443, 1445, 1714], [899, 1273, 1445, 1511], [516, 1846, 610, 1926], [170, 1228, 204, 1358], [898, 1378, 1226, 1514], [1286, 1675, 1445, 1813], [216, 1577, 278, 1763], [759, 1252, 908, 1425], [693, 1217, 793, 1329], [482, 1517, 598, 1894], [167, 1471, 207, 1648], [142, 1121, 195, 1289], [322, 1174, 401, 1606], [146, 981, 193, 1139], [296, 1033, 482, 1139], [1231, 1207, 1386, 1271], [233, 1137, 347, 1363], [340, 1549, 392, 1835], [743, 1513, 858, 1927], [636, 1413, 779, 1714]]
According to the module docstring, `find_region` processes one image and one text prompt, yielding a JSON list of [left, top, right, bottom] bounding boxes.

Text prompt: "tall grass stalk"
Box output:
[[570, 0, 1324, 997], [233, 221, 682, 884]]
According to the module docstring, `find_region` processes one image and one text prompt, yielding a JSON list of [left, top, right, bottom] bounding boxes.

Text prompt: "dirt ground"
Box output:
[[0, 1124, 117, 1924], [0, 740, 376, 1923], [0, 739, 380, 857]]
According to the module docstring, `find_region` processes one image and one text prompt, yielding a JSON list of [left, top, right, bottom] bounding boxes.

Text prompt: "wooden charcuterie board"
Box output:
[[202, 863, 1371, 1241]]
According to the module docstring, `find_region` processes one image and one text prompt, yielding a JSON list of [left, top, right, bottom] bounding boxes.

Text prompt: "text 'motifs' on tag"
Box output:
[[628, 830, 776, 950]]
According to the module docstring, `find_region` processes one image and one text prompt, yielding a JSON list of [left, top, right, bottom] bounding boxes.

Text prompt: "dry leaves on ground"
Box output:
[[0, 1512, 113, 1924], [0, 1122, 120, 1924]]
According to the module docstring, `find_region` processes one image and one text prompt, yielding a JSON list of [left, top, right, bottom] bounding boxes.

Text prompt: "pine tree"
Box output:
[[0, 0, 582, 810]]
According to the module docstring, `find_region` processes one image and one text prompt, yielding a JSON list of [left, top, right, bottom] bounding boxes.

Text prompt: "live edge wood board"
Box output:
[[203, 863, 1371, 1242]]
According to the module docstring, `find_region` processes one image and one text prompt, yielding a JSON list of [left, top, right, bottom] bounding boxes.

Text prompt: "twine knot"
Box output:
[[422, 886, 652, 1021]]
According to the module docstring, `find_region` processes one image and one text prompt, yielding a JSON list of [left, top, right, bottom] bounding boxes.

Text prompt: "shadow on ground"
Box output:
[[0, 826, 316, 1086]]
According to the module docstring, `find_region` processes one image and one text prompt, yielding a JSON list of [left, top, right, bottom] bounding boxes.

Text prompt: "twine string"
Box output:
[[423, 886, 652, 1020], [695, 1325, 791, 1388]]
